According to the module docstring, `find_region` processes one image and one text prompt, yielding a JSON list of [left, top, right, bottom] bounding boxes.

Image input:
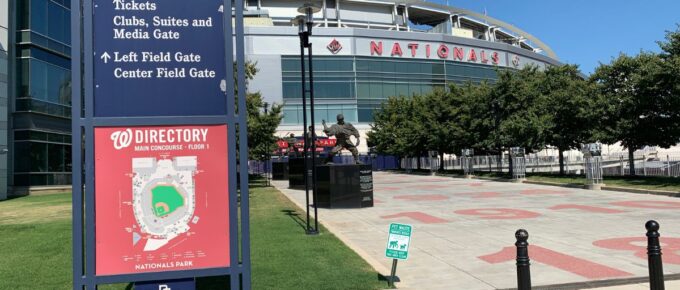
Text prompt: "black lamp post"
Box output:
[[292, 3, 320, 235]]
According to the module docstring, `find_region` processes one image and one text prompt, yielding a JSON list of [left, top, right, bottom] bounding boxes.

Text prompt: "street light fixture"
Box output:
[[291, 3, 321, 235], [297, 3, 320, 36]]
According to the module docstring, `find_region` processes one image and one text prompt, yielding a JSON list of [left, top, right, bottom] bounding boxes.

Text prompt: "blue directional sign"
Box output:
[[94, 0, 227, 117]]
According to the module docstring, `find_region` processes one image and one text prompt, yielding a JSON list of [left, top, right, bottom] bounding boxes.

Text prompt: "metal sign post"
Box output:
[[385, 223, 413, 287], [462, 149, 475, 178], [510, 147, 526, 181], [582, 143, 604, 190], [72, 0, 251, 289]]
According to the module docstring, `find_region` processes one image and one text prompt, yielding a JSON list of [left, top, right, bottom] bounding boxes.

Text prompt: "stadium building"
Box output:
[[244, 0, 562, 151], [0, 0, 560, 197]]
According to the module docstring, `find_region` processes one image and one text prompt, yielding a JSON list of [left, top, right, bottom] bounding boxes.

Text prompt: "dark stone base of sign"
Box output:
[[316, 164, 373, 208], [272, 161, 288, 180], [288, 157, 323, 189]]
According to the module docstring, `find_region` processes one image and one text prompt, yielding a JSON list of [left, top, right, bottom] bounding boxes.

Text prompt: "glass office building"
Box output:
[[8, 0, 71, 195]]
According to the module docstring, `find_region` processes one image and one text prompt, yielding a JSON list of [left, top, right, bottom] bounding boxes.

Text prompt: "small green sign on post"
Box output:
[[385, 223, 412, 260]]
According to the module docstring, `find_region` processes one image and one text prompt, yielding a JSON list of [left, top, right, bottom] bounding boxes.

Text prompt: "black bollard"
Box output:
[[516, 229, 531, 290], [646, 220, 665, 290]]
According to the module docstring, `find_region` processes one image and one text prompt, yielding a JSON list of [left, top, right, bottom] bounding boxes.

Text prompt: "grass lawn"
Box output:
[[526, 174, 680, 192], [0, 184, 385, 290]]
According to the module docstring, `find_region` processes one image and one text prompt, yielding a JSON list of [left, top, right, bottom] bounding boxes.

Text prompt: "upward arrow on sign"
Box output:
[[101, 52, 111, 64]]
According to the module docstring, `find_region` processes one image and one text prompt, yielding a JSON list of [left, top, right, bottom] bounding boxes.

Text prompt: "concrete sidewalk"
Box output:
[[591, 280, 680, 289], [273, 172, 680, 289]]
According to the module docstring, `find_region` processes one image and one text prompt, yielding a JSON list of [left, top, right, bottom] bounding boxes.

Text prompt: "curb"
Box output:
[[434, 172, 680, 198], [601, 185, 680, 197]]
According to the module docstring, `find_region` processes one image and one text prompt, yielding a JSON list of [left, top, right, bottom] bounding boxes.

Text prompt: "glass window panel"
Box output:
[[422, 84, 433, 95], [381, 61, 395, 73], [369, 83, 382, 99], [356, 59, 369, 72], [313, 106, 329, 124], [433, 63, 445, 75], [408, 62, 419, 74], [48, 144, 65, 172], [396, 62, 409, 73], [282, 107, 299, 125], [369, 61, 383, 72], [282, 59, 298, 72], [409, 84, 421, 96], [283, 82, 302, 99], [420, 63, 432, 74], [47, 2, 66, 43], [342, 108, 357, 123], [30, 142, 48, 172], [30, 131, 48, 141], [30, 174, 48, 186], [63, 7, 71, 45], [47, 64, 66, 103], [18, 0, 29, 29], [30, 60, 48, 100], [395, 83, 409, 97], [14, 142, 31, 172], [14, 131, 31, 141], [383, 83, 396, 98], [31, 0, 48, 35], [357, 83, 370, 99], [65, 145, 72, 171], [358, 109, 374, 123], [14, 174, 30, 186]]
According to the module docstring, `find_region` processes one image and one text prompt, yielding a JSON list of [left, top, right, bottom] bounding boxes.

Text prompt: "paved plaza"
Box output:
[[273, 172, 680, 289]]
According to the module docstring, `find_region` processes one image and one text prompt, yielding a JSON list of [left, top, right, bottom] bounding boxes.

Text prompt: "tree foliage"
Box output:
[[541, 65, 596, 174]]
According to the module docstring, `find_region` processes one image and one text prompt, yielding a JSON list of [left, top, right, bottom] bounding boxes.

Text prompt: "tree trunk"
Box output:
[[439, 154, 445, 172], [628, 147, 636, 176], [558, 149, 565, 175], [417, 156, 421, 170], [508, 153, 514, 177], [497, 147, 503, 171]]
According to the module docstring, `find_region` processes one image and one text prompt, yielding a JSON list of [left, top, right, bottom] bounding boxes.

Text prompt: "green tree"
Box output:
[[459, 81, 494, 153], [421, 88, 459, 170], [541, 65, 595, 175], [481, 67, 549, 174], [491, 67, 550, 175], [368, 95, 428, 169], [591, 52, 678, 175]]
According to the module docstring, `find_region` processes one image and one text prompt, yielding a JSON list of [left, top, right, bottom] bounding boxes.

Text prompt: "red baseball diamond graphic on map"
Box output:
[[94, 125, 230, 276]]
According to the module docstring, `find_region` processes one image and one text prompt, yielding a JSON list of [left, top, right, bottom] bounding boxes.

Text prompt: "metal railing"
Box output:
[[399, 152, 680, 178]]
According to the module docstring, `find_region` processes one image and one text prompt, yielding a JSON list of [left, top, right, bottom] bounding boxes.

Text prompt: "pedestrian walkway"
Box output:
[[273, 172, 680, 289]]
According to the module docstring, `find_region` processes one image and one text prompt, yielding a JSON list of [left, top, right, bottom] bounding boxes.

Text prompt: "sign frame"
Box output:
[[385, 223, 413, 260], [71, 0, 251, 289]]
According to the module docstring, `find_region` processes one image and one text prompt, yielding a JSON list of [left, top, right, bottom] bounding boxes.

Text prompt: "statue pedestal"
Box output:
[[272, 161, 288, 180], [288, 157, 322, 189], [316, 164, 373, 208]]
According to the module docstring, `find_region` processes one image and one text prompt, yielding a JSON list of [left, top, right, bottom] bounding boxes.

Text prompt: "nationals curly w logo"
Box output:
[[110, 129, 133, 150]]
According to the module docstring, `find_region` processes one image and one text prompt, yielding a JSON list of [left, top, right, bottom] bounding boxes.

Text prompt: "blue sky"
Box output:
[[428, 0, 680, 74]]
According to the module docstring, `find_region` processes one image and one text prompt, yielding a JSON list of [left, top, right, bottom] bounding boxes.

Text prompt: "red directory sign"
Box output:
[[94, 125, 230, 276]]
